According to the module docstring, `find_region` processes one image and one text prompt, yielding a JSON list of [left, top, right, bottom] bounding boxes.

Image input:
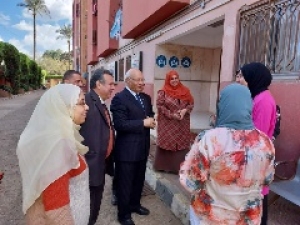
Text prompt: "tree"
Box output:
[[17, 0, 50, 61], [36, 56, 71, 75], [2, 42, 21, 94], [56, 24, 72, 70], [42, 49, 63, 60], [19, 53, 30, 87]]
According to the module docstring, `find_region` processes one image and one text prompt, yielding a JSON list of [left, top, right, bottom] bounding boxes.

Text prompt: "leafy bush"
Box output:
[[19, 83, 29, 91], [0, 84, 12, 93], [1, 42, 20, 94], [19, 53, 30, 85], [45, 74, 63, 80]]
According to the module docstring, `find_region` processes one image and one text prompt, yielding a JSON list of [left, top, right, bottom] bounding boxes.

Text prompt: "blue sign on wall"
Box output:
[[110, 8, 122, 40], [181, 57, 191, 68], [169, 56, 179, 68], [156, 55, 167, 68]]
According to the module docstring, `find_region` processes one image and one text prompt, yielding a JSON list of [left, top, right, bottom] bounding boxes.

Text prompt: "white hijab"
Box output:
[[17, 84, 88, 214]]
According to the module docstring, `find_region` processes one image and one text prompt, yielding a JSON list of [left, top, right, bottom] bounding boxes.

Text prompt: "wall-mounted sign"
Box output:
[[110, 8, 122, 40], [108, 62, 115, 76], [181, 57, 191, 68], [169, 56, 179, 68], [156, 55, 167, 68]]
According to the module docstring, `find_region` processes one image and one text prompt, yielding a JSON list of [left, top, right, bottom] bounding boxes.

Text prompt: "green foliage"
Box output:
[[0, 84, 12, 93], [19, 53, 30, 85], [20, 83, 30, 91], [0, 41, 43, 94], [17, 0, 50, 60], [37, 55, 72, 75], [28, 60, 41, 89], [1, 42, 21, 94], [42, 49, 63, 60], [41, 69, 47, 84], [0, 42, 4, 64], [45, 74, 63, 80]]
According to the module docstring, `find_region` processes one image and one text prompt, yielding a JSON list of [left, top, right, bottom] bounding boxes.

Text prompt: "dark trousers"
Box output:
[[261, 194, 268, 225], [88, 184, 105, 225], [112, 175, 117, 194], [115, 159, 147, 220]]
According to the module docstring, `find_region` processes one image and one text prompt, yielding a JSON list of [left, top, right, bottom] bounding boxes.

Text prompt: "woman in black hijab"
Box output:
[[239, 62, 276, 225]]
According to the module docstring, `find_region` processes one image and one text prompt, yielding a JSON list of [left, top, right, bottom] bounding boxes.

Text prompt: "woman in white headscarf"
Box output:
[[17, 84, 89, 225]]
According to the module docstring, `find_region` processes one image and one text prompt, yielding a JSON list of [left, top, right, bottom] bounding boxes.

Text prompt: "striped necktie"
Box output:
[[102, 104, 114, 158], [136, 94, 145, 110]]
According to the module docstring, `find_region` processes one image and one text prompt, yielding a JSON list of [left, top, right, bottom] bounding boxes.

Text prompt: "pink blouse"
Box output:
[[252, 90, 276, 195], [252, 90, 276, 138]]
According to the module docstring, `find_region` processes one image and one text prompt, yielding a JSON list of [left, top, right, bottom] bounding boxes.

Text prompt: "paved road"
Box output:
[[0, 90, 182, 225]]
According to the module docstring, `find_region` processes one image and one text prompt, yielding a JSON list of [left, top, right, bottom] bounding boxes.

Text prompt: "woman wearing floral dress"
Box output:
[[154, 70, 194, 173], [180, 84, 275, 225]]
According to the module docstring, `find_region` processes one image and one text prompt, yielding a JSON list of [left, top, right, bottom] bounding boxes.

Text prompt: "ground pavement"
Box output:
[[0, 90, 181, 225]]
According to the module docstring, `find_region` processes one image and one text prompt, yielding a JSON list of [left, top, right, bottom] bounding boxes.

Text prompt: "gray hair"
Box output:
[[124, 69, 132, 80]]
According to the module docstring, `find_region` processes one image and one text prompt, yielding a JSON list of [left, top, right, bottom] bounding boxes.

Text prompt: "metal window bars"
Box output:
[[238, 0, 300, 75]]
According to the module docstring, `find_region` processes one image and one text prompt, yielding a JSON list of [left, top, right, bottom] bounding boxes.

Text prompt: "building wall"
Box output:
[[80, 0, 88, 73], [90, 0, 300, 161], [154, 44, 221, 113], [86, 0, 98, 65], [96, 0, 119, 57], [72, 0, 80, 70], [122, 0, 190, 38]]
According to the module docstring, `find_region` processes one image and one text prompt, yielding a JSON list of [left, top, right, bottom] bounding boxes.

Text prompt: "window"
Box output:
[[125, 55, 131, 73], [114, 61, 119, 82], [118, 58, 124, 81], [92, 30, 97, 45], [76, 3, 80, 17], [92, 0, 97, 16], [238, 0, 300, 74]]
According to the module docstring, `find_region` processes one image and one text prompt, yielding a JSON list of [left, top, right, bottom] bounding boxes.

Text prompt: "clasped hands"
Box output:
[[143, 117, 156, 129], [173, 109, 187, 120]]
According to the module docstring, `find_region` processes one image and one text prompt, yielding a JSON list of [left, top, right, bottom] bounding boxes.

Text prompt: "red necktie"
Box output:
[[103, 104, 114, 158]]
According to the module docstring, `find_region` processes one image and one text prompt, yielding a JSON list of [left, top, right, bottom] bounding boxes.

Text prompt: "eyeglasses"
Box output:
[[130, 77, 145, 82], [76, 100, 86, 106], [170, 77, 179, 81]]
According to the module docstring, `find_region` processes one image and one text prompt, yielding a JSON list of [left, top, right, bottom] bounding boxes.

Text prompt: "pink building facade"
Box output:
[[73, 0, 300, 166]]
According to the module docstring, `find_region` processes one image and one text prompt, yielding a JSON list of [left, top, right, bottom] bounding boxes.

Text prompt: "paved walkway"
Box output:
[[0, 91, 181, 225]]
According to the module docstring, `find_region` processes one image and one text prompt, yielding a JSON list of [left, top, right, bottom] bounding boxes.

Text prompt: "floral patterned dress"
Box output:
[[180, 128, 275, 225]]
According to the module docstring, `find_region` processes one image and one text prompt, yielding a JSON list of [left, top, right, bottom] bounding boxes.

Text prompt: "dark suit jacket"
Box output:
[[110, 88, 154, 162], [80, 89, 115, 186]]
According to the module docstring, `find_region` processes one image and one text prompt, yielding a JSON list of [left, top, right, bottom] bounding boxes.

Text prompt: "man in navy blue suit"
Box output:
[[110, 68, 155, 225]]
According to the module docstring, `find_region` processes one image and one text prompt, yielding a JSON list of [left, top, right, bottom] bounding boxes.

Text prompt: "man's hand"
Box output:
[[143, 117, 156, 129]]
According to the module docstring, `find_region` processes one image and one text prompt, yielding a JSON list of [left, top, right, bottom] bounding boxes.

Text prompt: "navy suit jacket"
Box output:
[[110, 88, 154, 162], [80, 89, 115, 186]]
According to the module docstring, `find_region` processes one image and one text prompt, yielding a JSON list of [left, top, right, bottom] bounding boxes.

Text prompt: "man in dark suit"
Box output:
[[110, 68, 156, 225], [80, 69, 115, 225]]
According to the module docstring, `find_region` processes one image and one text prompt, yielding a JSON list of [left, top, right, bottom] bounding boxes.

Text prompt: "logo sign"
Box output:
[[181, 57, 191, 68], [156, 55, 167, 68], [169, 56, 179, 68]]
